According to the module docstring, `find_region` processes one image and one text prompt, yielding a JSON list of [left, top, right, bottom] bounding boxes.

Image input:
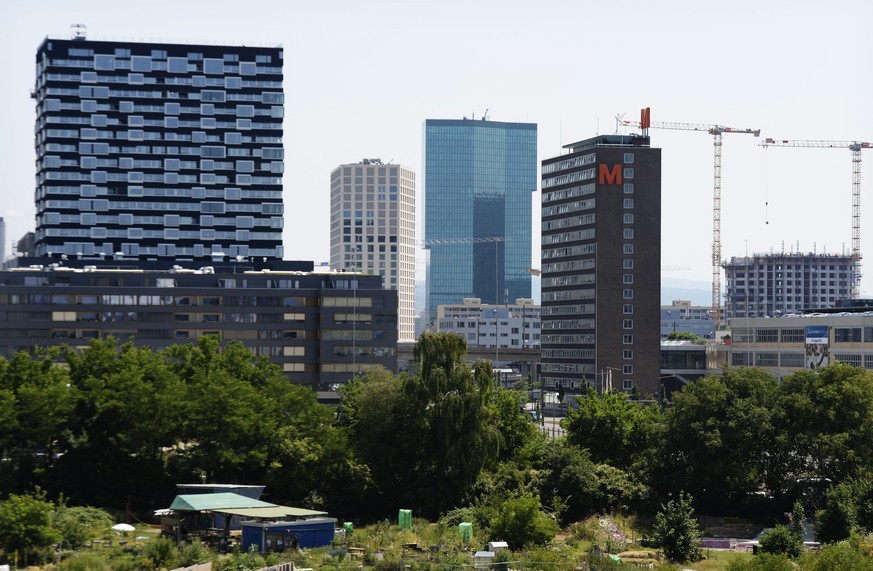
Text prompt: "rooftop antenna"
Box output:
[[482, 108, 489, 121], [71, 23, 87, 40]]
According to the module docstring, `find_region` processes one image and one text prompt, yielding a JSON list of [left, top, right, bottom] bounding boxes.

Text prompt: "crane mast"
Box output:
[[761, 138, 871, 298], [617, 108, 760, 333]]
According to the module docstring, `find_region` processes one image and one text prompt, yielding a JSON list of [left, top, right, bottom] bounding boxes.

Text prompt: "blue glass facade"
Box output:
[[424, 119, 536, 323], [33, 37, 284, 261]]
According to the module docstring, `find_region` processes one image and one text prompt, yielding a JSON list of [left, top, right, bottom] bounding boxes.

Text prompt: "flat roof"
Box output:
[[169, 492, 275, 512]]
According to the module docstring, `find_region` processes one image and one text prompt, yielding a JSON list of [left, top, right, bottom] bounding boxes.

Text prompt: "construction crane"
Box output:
[[617, 107, 761, 333], [760, 138, 872, 298]]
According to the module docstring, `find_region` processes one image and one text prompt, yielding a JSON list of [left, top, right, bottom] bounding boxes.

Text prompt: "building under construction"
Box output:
[[723, 252, 859, 320]]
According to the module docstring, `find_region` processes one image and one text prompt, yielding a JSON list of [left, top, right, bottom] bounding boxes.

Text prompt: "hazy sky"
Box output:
[[3, 0, 872, 296]]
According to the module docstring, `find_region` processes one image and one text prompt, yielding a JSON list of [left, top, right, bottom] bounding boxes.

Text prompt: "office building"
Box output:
[[437, 297, 540, 348], [729, 310, 873, 382], [0, 265, 397, 401], [330, 159, 416, 341], [723, 253, 857, 320], [661, 299, 717, 339], [540, 134, 661, 396], [423, 118, 537, 324], [33, 33, 284, 261]]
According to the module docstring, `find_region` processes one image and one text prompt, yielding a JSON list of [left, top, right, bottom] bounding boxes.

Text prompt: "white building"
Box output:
[[330, 159, 416, 342], [729, 308, 873, 382], [437, 298, 540, 348]]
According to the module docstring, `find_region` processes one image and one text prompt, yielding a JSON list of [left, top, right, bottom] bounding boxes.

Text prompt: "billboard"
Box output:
[[805, 325, 829, 369]]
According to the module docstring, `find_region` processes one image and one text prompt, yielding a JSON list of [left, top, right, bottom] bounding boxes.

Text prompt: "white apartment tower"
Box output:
[[330, 159, 416, 341]]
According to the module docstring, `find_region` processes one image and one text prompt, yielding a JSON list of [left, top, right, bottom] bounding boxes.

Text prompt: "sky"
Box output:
[[2, 0, 872, 299]]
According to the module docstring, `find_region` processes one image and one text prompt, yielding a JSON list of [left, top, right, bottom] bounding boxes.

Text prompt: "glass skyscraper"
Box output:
[[33, 34, 284, 262], [424, 118, 537, 324]]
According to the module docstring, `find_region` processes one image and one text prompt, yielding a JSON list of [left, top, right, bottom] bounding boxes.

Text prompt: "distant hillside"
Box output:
[[661, 277, 711, 306], [417, 277, 712, 309]]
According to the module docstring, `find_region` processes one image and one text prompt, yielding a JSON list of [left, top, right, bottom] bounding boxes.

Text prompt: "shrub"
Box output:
[[57, 551, 112, 571], [141, 537, 179, 570], [650, 492, 702, 563], [759, 525, 803, 558], [488, 492, 560, 549]]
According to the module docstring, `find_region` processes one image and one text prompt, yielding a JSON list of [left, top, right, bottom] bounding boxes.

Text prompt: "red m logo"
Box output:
[[598, 164, 622, 185]]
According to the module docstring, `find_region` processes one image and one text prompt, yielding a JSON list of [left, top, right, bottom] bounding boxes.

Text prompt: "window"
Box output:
[[623, 153, 635, 164], [623, 229, 634, 239], [131, 56, 151, 72], [167, 57, 188, 73], [623, 243, 634, 254], [834, 327, 862, 343], [623, 364, 634, 375], [623, 168, 634, 180], [623, 198, 634, 208], [623, 274, 634, 284], [623, 289, 633, 299], [623, 304, 634, 314], [623, 319, 633, 329], [623, 259, 633, 269], [623, 183, 634, 194], [623, 334, 633, 344], [94, 54, 115, 70], [623, 349, 633, 359], [203, 58, 225, 74], [623, 213, 634, 224]]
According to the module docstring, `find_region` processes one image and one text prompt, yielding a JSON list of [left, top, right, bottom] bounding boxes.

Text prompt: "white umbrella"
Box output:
[[112, 523, 135, 532]]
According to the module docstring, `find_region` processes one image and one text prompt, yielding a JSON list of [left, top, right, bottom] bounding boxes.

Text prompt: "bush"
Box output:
[[141, 537, 179, 570], [811, 540, 873, 571], [725, 552, 796, 571], [57, 551, 112, 571], [759, 525, 803, 558], [488, 492, 560, 549], [178, 539, 215, 566], [0, 488, 60, 566], [53, 505, 114, 549]]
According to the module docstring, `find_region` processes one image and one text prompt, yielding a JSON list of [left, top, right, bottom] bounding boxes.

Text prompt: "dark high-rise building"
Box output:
[[540, 135, 661, 396], [423, 118, 537, 324], [33, 34, 284, 261]]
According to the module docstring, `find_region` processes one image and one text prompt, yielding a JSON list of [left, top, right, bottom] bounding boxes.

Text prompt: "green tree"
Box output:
[[489, 388, 538, 461], [655, 368, 778, 511], [58, 339, 184, 506], [340, 332, 500, 518], [758, 525, 802, 558], [488, 492, 559, 549], [815, 482, 857, 543], [0, 349, 77, 495], [0, 489, 60, 567], [774, 364, 873, 486], [564, 387, 660, 471], [651, 492, 702, 563], [167, 337, 287, 483]]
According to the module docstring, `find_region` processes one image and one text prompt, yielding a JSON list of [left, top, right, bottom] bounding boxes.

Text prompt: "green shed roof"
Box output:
[[169, 492, 276, 512]]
